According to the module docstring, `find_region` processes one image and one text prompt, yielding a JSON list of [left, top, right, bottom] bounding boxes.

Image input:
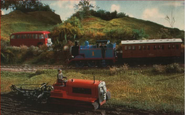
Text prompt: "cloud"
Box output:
[[142, 8, 165, 20], [50, 1, 79, 9], [111, 4, 120, 12]]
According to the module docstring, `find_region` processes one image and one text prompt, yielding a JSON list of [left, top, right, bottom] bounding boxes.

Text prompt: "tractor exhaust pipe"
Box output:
[[93, 72, 95, 84]]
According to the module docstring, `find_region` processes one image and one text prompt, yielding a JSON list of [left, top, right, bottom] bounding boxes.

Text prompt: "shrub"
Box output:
[[152, 64, 166, 73], [20, 45, 28, 54], [152, 63, 183, 74], [165, 63, 182, 73], [28, 45, 39, 56], [120, 63, 129, 73], [109, 64, 129, 75]]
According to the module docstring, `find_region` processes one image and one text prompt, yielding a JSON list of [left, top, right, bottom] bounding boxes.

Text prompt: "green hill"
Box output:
[[1, 10, 62, 40], [79, 16, 184, 43], [1, 10, 184, 43]]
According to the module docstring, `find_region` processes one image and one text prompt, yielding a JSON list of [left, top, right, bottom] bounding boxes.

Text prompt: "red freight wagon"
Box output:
[[121, 38, 182, 59], [10, 31, 52, 47]]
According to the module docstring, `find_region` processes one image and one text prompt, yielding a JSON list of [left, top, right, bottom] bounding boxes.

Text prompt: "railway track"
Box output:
[[0, 65, 65, 72], [1, 62, 184, 73]]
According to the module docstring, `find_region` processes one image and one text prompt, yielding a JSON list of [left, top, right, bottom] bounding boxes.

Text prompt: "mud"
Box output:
[[1, 93, 183, 115]]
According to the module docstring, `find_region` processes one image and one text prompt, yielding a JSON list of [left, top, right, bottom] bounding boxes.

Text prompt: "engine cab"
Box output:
[[50, 78, 110, 109]]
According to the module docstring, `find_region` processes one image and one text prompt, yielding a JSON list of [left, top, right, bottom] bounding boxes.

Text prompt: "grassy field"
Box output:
[[1, 67, 184, 113]]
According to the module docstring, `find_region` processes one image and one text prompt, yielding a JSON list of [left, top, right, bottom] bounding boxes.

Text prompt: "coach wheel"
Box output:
[[87, 61, 96, 67], [75, 61, 84, 67]]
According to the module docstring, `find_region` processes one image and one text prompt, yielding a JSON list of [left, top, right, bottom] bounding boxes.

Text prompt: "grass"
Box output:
[[1, 10, 61, 40], [1, 67, 184, 113]]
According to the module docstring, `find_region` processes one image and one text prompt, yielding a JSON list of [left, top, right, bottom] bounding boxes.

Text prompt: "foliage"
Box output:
[[165, 63, 182, 73], [1, 0, 54, 12], [132, 29, 149, 40], [50, 22, 83, 44], [65, 16, 82, 28], [74, 0, 95, 19], [152, 63, 183, 74], [109, 64, 129, 75], [152, 64, 166, 73], [90, 9, 127, 21]]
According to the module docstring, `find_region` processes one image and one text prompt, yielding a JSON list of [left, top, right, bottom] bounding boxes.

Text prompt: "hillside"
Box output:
[[1, 10, 184, 43], [78, 16, 184, 43], [1, 10, 62, 40]]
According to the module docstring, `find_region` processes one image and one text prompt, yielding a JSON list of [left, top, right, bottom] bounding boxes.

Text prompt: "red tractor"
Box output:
[[10, 78, 111, 110]]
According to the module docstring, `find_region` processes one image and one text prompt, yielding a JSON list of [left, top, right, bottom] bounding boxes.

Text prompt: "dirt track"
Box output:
[[1, 93, 184, 115]]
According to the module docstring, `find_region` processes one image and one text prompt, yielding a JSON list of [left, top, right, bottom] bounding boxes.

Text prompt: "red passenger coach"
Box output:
[[121, 38, 182, 60], [10, 31, 52, 47], [50, 78, 111, 109]]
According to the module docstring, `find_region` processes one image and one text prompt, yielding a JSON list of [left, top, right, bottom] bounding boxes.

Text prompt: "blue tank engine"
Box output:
[[69, 40, 116, 67]]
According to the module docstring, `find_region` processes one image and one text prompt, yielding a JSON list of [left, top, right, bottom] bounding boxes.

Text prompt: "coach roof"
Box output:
[[121, 38, 182, 45], [11, 31, 50, 35]]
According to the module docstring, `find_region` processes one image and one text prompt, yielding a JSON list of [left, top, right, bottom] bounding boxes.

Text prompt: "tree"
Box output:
[[1, 0, 53, 12], [74, 0, 95, 19], [165, 11, 175, 28]]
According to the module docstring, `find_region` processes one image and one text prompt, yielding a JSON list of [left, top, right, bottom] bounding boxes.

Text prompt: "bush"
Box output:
[[152, 64, 166, 73], [109, 64, 129, 75], [152, 63, 183, 74], [165, 63, 182, 73], [20, 45, 28, 54]]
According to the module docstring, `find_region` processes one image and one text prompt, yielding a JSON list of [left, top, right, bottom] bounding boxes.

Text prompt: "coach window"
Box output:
[[35, 34, 38, 39], [172, 45, 175, 49], [168, 45, 171, 49], [128, 46, 131, 50], [176, 45, 179, 49], [158, 45, 161, 49], [45, 34, 47, 38], [143, 46, 146, 50], [17, 35, 20, 39], [139, 46, 141, 50], [23, 34, 26, 39], [11, 35, 15, 39], [147, 46, 150, 50], [153, 45, 157, 50], [125, 46, 127, 50], [20, 35, 23, 39], [39, 34, 44, 39], [29, 34, 32, 39], [132, 46, 135, 50], [162, 45, 164, 50]]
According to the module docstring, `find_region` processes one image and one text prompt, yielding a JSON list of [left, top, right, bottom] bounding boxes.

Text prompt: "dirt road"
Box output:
[[1, 93, 183, 115]]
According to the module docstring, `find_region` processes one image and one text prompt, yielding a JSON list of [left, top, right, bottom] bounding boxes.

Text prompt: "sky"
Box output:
[[2, 0, 185, 30]]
